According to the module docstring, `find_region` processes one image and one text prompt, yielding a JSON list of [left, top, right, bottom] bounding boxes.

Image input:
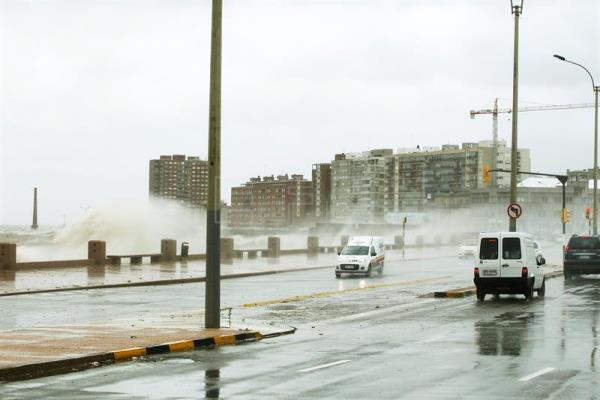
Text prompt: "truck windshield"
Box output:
[[341, 246, 369, 256]]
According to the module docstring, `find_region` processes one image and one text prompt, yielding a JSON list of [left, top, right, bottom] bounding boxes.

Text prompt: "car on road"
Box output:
[[563, 234, 600, 279], [474, 232, 546, 301], [336, 236, 384, 278], [458, 238, 478, 259]]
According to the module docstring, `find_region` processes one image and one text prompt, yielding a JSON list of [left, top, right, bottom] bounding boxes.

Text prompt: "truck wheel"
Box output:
[[476, 289, 485, 301], [537, 278, 546, 297], [335, 272, 341, 279]]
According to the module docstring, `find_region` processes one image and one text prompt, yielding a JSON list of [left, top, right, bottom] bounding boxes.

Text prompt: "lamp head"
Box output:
[[510, 0, 524, 14], [553, 54, 566, 61]]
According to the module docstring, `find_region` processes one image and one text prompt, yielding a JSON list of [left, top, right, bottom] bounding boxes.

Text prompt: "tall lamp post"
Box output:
[[554, 54, 600, 235], [206, 0, 223, 329], [509, 0, 524, 232]]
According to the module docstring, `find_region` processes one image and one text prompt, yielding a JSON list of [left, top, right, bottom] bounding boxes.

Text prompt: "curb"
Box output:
[[431, 269, 564, 299], [0, 329, 294, 382]]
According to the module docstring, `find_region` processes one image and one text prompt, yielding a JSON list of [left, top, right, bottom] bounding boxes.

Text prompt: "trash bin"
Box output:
[[181, 242, 189, 257]]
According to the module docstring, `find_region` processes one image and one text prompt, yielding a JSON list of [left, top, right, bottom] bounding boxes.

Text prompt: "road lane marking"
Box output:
[[519, 367, 556, 382], [242, 276, 451, 308], [298, 359, 352, 373]]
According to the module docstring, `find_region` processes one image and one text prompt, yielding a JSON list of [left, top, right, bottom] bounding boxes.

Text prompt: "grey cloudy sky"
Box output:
[[1, 0, 599, 225]]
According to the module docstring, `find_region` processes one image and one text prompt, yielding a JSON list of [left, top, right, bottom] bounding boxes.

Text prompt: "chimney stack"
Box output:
[[31, 187, 39, 230]]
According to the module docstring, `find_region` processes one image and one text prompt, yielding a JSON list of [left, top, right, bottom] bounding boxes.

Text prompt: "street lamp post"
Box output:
[[554, 54, 600, 235], [509, 0, 524, 232], [206, 0, 223, 329]]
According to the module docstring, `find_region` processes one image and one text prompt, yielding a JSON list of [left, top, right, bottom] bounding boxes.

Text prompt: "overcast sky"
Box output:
[[1, 0, 599, 226]]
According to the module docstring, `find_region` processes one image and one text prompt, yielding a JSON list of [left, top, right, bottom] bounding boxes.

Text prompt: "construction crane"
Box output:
[[470, 98, 595, 186]]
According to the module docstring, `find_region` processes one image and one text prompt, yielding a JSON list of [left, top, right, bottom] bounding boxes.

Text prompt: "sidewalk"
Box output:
[[0, 248, 452, 296], [0, 309, 293, 382]]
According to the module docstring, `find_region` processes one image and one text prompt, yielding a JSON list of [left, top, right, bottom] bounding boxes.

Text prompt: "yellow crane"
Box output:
[[470, 98, 595, 186]]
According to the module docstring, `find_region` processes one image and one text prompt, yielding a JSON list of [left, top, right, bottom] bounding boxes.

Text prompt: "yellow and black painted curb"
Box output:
[[0, 330, 293, 382]]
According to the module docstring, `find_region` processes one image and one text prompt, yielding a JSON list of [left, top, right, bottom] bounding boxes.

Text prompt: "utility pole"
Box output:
[[509, 0, 523, 232], [205, 0, 222, 329]]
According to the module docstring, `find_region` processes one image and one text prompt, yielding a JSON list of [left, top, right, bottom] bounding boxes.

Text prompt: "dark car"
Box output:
[[563, 235, 600, 279]]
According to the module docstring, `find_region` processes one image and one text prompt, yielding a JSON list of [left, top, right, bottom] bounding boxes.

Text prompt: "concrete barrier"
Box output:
[[220, 238, 234, 261], [0, 243, 17, 270], [87, 241, 106, 265], [307, 236, 319, 256], [161, 239, 177, 262], [267, 237, 280, 258]]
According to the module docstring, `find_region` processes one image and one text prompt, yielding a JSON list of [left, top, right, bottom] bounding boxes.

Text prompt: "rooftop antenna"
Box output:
[[31, 187, 39, 230]]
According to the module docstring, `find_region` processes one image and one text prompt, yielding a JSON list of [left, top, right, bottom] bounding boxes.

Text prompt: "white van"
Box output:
[[336, 236, 385, 278], [474, 232, 546, 301]]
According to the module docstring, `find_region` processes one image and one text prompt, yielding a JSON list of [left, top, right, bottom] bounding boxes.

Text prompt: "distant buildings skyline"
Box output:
[[147, 139, 533, 227]]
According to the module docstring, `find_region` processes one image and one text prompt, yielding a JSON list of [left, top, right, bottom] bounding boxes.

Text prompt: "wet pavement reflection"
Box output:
[[204, 369, 220, 399], [475, 311, 533, 356]]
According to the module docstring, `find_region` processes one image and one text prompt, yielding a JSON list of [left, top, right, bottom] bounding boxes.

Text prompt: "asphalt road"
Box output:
[[3, 248, 596, 399]]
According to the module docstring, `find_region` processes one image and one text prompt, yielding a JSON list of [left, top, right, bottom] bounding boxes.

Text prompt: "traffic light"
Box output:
[[585, 207, 592, 220], [483, 165, 490, 185], [561, 208, 571, 224]]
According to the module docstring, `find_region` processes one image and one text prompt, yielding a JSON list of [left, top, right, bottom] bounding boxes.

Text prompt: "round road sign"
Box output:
[[507, 203, 523, 219]]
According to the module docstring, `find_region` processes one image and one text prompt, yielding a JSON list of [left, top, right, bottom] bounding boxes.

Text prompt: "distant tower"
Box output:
[[31, 187, 39, 230]]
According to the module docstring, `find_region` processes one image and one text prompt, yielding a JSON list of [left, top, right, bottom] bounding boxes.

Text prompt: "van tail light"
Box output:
[[521, 267, 528, 278], [565, 244, 570, 252], [474, 267, 480, 278]]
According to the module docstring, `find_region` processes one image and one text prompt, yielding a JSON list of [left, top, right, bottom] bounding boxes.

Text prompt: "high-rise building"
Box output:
[[384, 141, 531, 213], [312, 163, 331, 222], [330, 149, 391, 222], [229, 174, 314, 227], [149, 155, 209, 208]]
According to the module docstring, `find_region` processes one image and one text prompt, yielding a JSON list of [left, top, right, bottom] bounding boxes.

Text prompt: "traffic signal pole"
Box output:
[[490, 169, 568, 233]]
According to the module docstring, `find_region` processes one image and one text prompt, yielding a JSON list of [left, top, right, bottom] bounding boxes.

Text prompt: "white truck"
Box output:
[[336, 236, 385, 278], [474, 232, 546, 301]]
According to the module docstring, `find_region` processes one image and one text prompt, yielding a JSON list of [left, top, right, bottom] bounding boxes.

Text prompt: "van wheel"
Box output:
[[378, 263, 384, 275], [524, 283, 534, 300], [537, 278, 546, 297], [335, 272, 341, 278], [366, 264, 372, 277], [476, 290, 485, 301]]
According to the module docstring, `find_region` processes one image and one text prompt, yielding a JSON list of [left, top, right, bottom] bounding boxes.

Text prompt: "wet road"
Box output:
[[0, 252, 479, 331], [2, 253, 598, 398]]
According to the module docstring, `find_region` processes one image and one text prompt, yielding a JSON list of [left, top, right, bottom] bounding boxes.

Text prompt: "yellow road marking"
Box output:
[[242, 276, 451, 308]]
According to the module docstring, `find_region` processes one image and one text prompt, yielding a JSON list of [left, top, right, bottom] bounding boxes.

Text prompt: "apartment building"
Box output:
[[229, 174, 314, 227], [148, 155, 208, 208], [330, 149, 392, 222], [312, 163, 332, 222]]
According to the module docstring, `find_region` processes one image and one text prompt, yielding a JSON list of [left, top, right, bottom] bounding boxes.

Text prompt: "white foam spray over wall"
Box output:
[[18, 198, 207, 261]]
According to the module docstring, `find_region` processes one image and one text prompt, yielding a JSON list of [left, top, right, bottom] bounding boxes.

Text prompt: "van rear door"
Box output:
[[500, 234, 523, 278], [479, 236, 500, 278]]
